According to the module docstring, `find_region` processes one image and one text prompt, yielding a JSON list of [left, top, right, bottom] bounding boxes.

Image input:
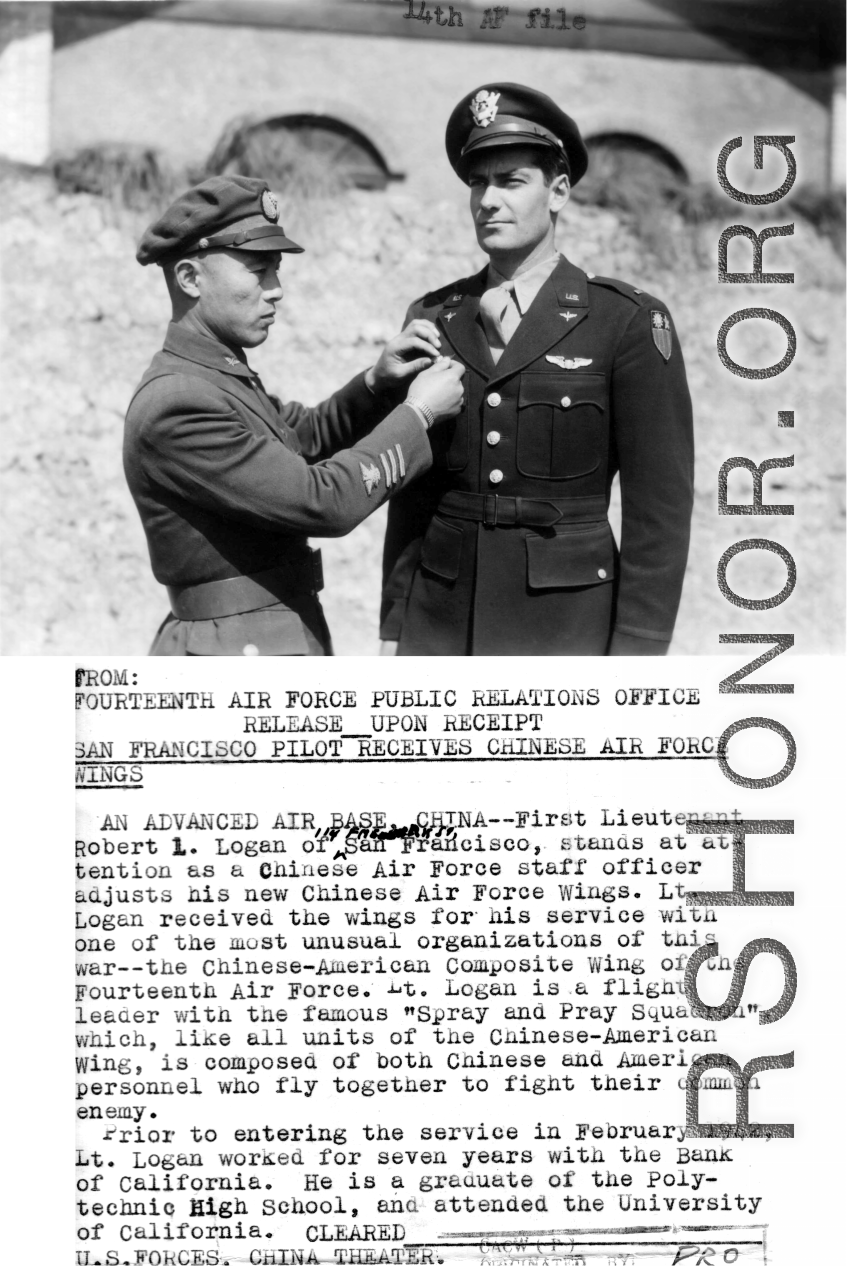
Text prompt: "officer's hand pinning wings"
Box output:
[[369, 319, 442, 389]]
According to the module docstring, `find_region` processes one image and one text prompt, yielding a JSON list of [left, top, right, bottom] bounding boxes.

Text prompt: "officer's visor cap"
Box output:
[[446, 83, 588, 186], [137, 175, 304, 266]]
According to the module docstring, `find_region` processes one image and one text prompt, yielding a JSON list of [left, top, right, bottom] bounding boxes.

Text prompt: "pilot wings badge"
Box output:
[[546, 355, 594, 370], [360, 461, 381, 496], [470, 90, 501, 128]]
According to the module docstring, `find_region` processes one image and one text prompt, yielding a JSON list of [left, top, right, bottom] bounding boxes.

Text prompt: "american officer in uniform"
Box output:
[[125, 175, 462, 655], [380, 84, 694, 656]]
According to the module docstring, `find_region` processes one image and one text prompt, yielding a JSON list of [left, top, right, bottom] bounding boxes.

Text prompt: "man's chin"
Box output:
[[244, 328, 271, 348], [478, 229, 514, 253]]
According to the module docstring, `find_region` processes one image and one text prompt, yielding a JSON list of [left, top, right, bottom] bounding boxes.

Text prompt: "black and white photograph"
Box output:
[[1, 7, 845, 1266], [1, 0, 843, 655]]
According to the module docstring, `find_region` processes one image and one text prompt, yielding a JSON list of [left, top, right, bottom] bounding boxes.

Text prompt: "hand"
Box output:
[[407, 357, 465, 423], [367, 319, 442, 392], [379, 640, 398, 656]]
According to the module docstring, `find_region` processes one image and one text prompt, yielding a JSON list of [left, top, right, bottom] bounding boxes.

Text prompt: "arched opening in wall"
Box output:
[[205, 115, 399, 195], [574, 132, 688, 210]]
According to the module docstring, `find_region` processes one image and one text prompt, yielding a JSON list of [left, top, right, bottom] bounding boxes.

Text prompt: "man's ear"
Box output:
[[550, 173, 571, 215], [173, 257, 202, 300]]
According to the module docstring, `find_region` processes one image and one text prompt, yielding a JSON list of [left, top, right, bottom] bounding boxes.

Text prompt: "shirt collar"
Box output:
[[163, 322, 256, 380], [486, 252, 561, 316]]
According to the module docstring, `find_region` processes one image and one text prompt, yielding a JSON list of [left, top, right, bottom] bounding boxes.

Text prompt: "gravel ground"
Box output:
[[1, 173, 843, 655]]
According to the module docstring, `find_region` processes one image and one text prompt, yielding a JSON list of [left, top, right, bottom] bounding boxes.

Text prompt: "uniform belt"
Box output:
[[167, 552, 323, 621], [439, 492, 607, 529]]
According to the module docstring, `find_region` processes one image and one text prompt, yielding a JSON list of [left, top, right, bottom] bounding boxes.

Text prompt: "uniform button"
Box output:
[[561, 395, 571, 408], [489, 469, 504, 485], [242, 644, 260, 656], [486, 430, 501, 446], [597, 569, 607, 579], [487, 392, 502, 407]]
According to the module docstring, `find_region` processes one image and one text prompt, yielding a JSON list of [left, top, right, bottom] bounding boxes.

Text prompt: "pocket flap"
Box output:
[[420, 515, 463, 582], [184, 607, 310, 655], [518, 372, 605, 411], [526, 524, 615, 590]]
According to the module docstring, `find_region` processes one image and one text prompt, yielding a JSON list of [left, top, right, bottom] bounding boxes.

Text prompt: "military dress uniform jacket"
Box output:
[[381, 255, 694, 656], [124, 323, 432, 655]]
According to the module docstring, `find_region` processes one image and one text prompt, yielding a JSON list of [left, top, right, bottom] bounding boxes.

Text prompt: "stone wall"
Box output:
[[51, 20, 831, 193]]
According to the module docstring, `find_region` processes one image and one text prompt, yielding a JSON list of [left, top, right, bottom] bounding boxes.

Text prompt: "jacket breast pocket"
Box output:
[[517, 372, 606, 480], [526, 522, 616, 590]]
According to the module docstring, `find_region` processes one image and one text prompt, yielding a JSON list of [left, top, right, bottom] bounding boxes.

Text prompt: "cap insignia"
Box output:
[[261, 189, 279, 223], [470, 90, 501, 128]]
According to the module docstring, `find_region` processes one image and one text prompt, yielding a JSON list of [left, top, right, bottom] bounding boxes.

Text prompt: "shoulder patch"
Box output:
[[587, 275, 648, 305], [650, 309, 673, 360]]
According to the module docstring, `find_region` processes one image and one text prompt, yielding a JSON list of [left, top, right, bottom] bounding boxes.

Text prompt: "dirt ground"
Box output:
[[1, 172, 844, 655]]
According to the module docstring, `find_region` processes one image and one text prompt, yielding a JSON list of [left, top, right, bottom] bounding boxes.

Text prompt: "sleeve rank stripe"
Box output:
[[387, 447, 398, 483], [395, 443, 405, 478], [379, 452, 393, 486]]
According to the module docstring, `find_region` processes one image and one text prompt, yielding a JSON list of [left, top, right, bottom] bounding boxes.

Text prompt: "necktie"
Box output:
[[479, 280, 516, 363]]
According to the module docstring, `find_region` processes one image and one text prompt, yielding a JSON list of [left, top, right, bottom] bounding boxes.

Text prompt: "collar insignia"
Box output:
[[224, 356, 240, 366], [560, 311, 578, 322], [563, 292, 579, 301], [261, 189, 279, 222], [443, 312, 455, 322], [470, 90, 501, 128], [360, 461, 381, 496]]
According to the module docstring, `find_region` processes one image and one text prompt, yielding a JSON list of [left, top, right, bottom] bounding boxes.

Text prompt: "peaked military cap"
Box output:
[[136, 175, 304, 266], [446, 83, 588, 186]]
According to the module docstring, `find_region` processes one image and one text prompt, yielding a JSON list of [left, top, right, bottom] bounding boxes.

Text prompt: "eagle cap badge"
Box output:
[[470, 90, 501, 128], [261, 189, 279, 223]]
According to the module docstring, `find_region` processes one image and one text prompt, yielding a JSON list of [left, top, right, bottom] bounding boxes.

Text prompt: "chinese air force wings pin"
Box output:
[[651, 310, 672, 360], [546, 355, 593, 370]]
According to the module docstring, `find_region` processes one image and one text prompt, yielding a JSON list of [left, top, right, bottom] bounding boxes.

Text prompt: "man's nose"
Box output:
[[265, 274, 284, 301], [479, 183, 501, 210]]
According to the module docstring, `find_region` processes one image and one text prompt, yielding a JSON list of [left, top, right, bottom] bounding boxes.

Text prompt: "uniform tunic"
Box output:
[[124, 323, 431, 655], [381, 254, 695, 656]]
